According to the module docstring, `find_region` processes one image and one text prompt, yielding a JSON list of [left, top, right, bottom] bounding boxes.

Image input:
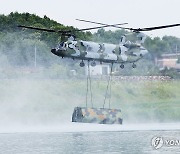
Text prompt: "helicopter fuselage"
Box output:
[[51, 39, 148, 67]]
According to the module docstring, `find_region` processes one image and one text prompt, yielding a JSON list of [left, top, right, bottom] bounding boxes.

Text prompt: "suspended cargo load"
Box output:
[[72, 107, 123, 124]]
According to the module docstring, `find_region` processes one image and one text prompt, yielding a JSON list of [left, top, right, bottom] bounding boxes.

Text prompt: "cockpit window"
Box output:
[[58, 42, 68, 49], [59, 42, 64, 48]]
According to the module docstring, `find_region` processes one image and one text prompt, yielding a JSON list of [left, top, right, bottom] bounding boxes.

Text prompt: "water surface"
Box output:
[[0, 123, 180, 154]]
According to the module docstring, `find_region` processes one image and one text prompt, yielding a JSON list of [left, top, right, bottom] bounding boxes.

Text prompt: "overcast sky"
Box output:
[[1, 0, 180, 38]]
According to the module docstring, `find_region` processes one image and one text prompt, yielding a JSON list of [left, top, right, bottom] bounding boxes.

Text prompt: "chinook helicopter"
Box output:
[[18, 20, 180, 68]]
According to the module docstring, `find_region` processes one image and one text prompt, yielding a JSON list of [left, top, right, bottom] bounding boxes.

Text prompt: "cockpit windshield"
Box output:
[[56, 41, 67, 50], [59, 42, 64, 48]]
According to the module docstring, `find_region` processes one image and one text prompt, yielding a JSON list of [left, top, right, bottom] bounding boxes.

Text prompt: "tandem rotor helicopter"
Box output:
[[18, 20, 180, 68]]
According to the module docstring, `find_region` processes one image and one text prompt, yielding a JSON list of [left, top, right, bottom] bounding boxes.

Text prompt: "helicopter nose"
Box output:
[[51, 48, 56, 54], [51, 48, 61, 56], [51, 48, 65, 57]]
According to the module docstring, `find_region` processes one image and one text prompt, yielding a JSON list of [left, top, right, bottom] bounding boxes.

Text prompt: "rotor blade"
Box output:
[[59, 24, 128, 32], [75, 25, 127, 31], [129, 24, 180, 32], [18, 25, 75, 35], [76, 19, 128, 28], [76, 19, 109, 26], [18, 25, 58, 32], [18, 25, 104, 34]]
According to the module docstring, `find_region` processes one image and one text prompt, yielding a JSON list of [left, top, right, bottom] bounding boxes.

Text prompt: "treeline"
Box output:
[[0, 12, 92, 45], [0, 12, 92, 67], [0, 12, 180, 78]]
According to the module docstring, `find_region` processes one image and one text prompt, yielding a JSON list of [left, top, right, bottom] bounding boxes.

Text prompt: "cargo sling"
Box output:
[[85, 61, 93, 108], [103, 63, 113, 109]]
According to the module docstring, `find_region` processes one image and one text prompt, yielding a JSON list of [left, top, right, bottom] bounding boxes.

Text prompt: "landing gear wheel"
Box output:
[[80, 61, 85, 67], [120, 64, 124, 69], [132, 63, 136, 68], [91, 61, 96, 67]]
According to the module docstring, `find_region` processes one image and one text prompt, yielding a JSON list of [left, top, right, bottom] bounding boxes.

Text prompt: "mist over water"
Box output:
[[0, 77, 180, 133]]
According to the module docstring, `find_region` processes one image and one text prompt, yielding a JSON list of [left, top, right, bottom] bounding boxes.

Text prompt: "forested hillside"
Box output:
[[0, 12, 180, 77], [0, 12, 92, 67]]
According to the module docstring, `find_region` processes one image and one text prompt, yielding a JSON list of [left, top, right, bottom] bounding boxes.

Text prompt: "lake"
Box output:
[[0, 123, 180, 154]]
